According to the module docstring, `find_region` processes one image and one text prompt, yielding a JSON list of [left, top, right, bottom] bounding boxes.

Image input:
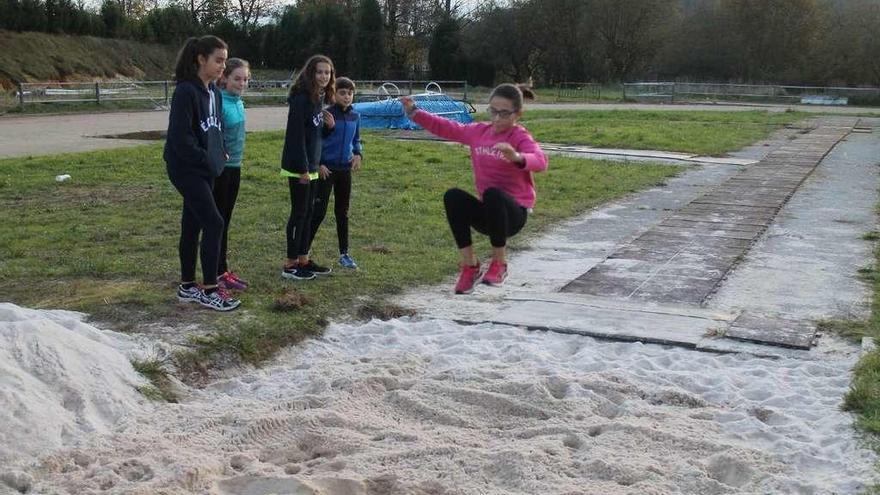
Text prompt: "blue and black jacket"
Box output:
[[281, 90, 323, 175], [164, 79, 225, 178], [320, 103, 362, 171]]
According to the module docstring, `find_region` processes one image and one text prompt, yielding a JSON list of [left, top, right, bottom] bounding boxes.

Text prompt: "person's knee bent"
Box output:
[[443, 187, 468, 209]]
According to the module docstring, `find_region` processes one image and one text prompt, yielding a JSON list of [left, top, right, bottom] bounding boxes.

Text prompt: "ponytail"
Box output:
[[174, 35, 228, 83], [517, 84, 536, 101]]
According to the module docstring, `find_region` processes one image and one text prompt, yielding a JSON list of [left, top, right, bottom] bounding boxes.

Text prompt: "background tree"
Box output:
[[230, 0, 274, 34], [584, 0, 680, 81], [100, 0, 125, 37], [428, 13, 461, 79], [354, 0, 386, 79], [140, 3, 197, 44], [721, 0, 821, 82]]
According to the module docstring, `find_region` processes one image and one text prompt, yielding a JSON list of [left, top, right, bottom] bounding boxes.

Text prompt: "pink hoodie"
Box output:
[[411, 109, 548, 209]]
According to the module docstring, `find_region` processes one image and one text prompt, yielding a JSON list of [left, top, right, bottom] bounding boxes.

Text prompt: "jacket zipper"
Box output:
[[339, 113, 347, 168]]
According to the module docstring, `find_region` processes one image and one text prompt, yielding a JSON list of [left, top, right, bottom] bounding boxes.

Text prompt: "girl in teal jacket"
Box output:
[[213, 57, 250, 291]]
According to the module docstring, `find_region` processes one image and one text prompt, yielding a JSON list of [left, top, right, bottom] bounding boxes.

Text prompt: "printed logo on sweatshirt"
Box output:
[[200, 89, 222, 132], [473, 145, 506, 160], [200, 115, 222, 132]]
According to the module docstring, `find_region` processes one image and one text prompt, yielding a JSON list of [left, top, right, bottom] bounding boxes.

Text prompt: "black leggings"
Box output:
[[444, 187, 528, 249], [311, 169, 352, 254], [169, 172, 224, 285], [212, 167, 241, 275], [286, 177, 318, 259]]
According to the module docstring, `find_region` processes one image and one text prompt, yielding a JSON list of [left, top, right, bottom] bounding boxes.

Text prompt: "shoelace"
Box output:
[[215, 287, 233, 301], [227, 271, 245, 283]]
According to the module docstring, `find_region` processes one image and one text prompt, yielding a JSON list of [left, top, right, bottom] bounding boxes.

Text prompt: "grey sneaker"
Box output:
[[177, 284, 202, 303], [198, 287, 241, 311]]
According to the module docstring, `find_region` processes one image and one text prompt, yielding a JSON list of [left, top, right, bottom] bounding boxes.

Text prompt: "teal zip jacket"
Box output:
[[221, 90, 246, 168]]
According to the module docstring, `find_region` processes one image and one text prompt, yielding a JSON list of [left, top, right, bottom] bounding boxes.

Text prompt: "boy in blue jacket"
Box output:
[[311, 77, 363, 269]]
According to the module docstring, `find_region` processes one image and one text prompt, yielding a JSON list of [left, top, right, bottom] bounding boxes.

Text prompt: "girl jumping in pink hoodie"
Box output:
[[401, 84, 548, 295]]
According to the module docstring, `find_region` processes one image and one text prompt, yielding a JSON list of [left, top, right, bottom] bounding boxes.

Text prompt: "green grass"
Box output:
[[0, 30, 174, 88], [841, 237, 880, 434], [830, 228, 880, 493], [475, 109, 806, 156], [131, 357, 178, 402], [0, 129, 680, 375], [468, 85, 623, 104]]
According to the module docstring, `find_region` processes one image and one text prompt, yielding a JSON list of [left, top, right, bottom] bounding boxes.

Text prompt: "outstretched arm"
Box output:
[[400, 96, 476, 146]]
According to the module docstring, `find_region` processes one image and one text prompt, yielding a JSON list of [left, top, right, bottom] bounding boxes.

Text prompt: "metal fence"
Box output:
[[555, 82, 602, 101], [17, 81, 173, 107], [15, 79, 470, 109], [623, 82, 880, 106]]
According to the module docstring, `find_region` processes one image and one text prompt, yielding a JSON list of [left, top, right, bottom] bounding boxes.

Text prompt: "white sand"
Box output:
[[0, 304, 148, 464], [1, 306, 875, 494]]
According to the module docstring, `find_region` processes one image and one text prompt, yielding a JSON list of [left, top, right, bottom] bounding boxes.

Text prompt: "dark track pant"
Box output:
[[311, 169, 352, 254], [286, 177, 318, 259], [212, 167, 241, 275], [443, 187, 528, 249], [169, 172, 224, 285]]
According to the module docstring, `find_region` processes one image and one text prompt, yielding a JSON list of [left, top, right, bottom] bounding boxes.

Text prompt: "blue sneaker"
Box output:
[[339, 253, 358, 269]]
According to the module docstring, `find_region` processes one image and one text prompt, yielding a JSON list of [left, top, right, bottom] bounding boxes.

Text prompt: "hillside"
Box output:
[[0, 30, 176, 90]]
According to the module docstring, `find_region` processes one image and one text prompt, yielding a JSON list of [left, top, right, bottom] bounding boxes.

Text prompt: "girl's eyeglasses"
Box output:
[[487, 108, 515, 119]]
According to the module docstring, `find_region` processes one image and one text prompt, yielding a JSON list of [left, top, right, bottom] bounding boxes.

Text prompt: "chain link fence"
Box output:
[[623, 82, 880, 106], [14, 79, 470, 109]]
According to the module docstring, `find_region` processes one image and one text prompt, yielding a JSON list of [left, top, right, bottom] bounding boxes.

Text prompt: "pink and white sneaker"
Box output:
[[219, 271, 248, 291], [454, 263, 482, 294], [482, 260, 508, 286]]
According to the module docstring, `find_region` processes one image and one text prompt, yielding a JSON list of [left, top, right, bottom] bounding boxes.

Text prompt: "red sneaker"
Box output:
[[219, 271, 248, 291], [454, 263, 482, 294], [483, 260, 508, 286]]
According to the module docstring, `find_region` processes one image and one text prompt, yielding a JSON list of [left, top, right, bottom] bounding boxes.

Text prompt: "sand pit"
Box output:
[[1, 309, 874, 494]]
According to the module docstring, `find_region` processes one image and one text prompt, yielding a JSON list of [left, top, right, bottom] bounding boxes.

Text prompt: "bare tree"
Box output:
[[585, 0, 679, 81], [231, 0, 276, 32], [114, 0, 156, 18]]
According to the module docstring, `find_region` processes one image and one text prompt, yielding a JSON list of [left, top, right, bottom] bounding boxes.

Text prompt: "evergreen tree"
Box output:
[[19, 0, 47, 31], [354, 0, 385, 78], [101, 0, 125, 37], [428, 14, 460, 79]]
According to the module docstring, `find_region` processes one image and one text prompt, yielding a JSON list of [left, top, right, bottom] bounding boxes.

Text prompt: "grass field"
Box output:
[[0, 129, 680, 374], [488, 109, 807, 155], [833, 234, 880, 434]]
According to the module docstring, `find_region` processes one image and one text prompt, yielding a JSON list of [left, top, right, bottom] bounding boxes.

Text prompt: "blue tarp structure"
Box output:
[[354, 92, 473, 130]]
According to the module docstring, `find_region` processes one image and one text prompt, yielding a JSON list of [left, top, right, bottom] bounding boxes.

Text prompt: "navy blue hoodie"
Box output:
[[164, 80, 225, 178], [281, 90, 323, 175], [320, 104, 362, 170]]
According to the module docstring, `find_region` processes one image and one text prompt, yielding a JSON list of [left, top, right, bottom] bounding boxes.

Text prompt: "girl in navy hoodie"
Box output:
[[280, 55, 336, 280], [164, 35, 240, 312]]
